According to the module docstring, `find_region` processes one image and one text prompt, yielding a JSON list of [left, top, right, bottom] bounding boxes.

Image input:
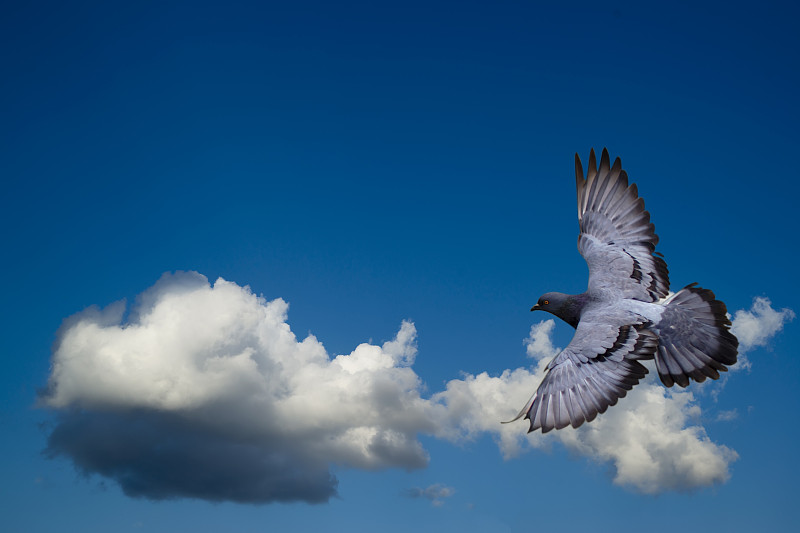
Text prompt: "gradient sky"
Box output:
[[2, 1, 799, 532]]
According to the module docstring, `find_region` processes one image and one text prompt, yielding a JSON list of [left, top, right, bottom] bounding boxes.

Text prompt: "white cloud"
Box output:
[[405, 483, 455, 507], [716, 409, 738, 422], [730, 297, 794, 370], [42, 271, 438, 503], [430, 333, 739, 493], [524, 319, 561, 361], [430, 298, 793, 494], [431, 367, 541, 459], [555, 383, 738, 493], [422, 320, 557, 460], [42, 272, 793, 502]]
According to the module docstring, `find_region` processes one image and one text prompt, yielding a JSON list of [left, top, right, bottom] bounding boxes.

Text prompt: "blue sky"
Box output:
[[2, 1, 799, 531]]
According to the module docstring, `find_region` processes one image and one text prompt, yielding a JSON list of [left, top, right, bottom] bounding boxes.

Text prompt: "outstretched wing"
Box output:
[[509, 312, 656, 433], [576, 148, 670, 302]]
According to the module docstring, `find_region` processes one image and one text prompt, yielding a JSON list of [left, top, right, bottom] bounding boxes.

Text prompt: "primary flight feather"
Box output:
[[508, 148, 738, 433]]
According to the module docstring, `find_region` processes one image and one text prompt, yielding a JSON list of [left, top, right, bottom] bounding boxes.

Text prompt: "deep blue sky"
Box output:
[[2, 1, 798, 531]]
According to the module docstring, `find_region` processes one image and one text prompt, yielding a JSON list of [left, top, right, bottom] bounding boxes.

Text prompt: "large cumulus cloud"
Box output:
[[41, 272, 792, 502], [42, 272, 437, 503]]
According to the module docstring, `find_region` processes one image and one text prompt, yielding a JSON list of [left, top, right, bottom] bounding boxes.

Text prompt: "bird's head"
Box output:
[[531, 292, 583, 328], [531, 292, 563, 312]]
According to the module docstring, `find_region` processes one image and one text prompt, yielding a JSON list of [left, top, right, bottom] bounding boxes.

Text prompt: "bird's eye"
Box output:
[[543, 300, 549, 305]]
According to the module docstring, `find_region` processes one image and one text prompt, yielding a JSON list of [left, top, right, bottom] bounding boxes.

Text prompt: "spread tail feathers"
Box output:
[[654, 283, 738, 387]]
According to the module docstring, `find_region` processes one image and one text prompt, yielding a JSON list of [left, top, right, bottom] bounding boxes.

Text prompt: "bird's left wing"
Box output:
[[576, 148, 670, 302], [507, 313, 655, 433]]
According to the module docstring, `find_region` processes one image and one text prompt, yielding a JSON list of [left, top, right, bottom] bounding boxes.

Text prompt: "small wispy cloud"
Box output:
[[730, 297, 794, 370], [716, 409, 738, 422], [404, 484, 455, 507]]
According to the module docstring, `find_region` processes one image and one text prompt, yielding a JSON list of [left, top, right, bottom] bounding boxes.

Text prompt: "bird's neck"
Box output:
[[551, 293, 589, 329]]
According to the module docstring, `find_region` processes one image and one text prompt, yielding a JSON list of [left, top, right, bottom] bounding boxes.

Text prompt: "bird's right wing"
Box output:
[[576, 148, 670, 302], [508, 315, 655, 433]]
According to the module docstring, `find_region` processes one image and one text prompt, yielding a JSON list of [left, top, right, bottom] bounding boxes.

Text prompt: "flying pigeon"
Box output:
[[507, 148, 738, 433]]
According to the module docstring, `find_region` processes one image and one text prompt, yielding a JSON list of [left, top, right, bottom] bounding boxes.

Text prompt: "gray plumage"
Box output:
[[508, 148, 738, 433]]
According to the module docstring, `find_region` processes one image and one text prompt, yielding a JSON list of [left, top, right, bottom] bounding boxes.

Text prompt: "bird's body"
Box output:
[[511, 149, 738, 433], [534, 291, 666, 330]]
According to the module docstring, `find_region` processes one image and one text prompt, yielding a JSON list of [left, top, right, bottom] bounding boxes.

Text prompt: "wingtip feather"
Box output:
[[600, 148, 610, 172], [501, 391, 537, 424], [588, 148, 597, 180]]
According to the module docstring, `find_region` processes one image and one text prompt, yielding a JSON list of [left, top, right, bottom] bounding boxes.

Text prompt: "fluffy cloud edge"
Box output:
[[40, 272, 793, 501], [427, 296, 792, 493], [41, 272, 438, 503]]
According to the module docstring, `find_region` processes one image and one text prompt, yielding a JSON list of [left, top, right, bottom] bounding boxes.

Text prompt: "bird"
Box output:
[[506, 148, 738, 433]]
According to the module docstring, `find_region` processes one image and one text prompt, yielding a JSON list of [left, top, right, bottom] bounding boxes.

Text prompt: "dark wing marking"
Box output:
[[576, 148, 670, 302], [507, 316, 652, 433]]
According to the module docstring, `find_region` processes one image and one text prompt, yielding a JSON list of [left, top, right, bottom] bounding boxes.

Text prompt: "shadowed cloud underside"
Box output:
[[41, 272, 792, 502]]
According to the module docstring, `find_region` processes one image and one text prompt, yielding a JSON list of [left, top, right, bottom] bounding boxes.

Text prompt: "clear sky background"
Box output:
[[2, 1, 798, 531]]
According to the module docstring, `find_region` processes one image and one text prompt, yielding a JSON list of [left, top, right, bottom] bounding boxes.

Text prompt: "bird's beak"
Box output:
[[530, 304, 541, 312]]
